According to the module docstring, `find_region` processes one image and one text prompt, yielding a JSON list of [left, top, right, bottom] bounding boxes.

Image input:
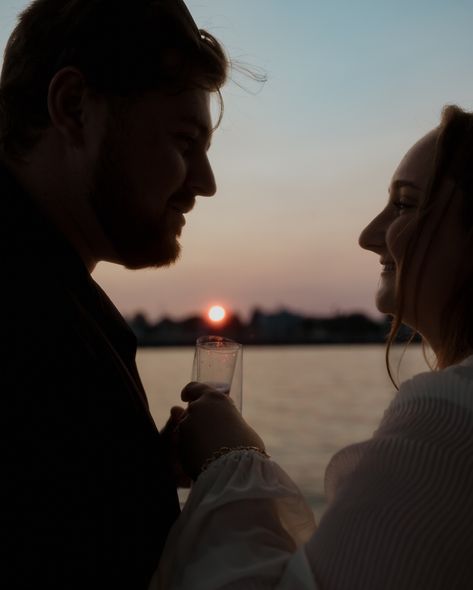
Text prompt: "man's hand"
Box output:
[[177, 382, 266, 480]]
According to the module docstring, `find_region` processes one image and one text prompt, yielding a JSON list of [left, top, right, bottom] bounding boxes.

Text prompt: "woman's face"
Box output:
[[359, 129, 468, 350]]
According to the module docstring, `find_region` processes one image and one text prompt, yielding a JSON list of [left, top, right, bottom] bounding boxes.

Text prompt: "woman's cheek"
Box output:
[[385, 217, 416, 262]]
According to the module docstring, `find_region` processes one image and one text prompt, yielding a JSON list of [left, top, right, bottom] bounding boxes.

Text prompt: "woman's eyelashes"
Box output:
[[392, 195, 418, 215]]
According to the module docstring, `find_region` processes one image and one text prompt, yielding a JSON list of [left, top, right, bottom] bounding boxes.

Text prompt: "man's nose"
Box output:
[[191, 153, 217, 197]]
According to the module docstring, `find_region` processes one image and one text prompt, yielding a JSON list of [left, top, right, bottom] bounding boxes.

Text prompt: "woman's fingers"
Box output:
[[181, 381, 222, 403], [170, 406, 187, 420], [161, 405, 186, 438]]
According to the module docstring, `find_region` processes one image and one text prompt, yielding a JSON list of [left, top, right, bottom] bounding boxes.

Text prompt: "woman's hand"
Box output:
[[177, 382, 266, 480]]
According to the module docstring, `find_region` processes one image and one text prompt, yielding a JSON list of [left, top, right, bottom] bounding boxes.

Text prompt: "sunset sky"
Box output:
[[2, 0, 473, 322]]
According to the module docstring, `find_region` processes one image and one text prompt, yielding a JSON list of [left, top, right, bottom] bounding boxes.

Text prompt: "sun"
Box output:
[[208, 305, 226, 322]]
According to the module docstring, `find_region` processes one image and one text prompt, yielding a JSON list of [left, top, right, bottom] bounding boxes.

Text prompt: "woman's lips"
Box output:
[[381, 263, 396, 274]]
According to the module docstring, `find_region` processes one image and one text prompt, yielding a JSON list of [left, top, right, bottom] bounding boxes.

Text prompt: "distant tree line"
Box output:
[[127, 308, 418, 346]]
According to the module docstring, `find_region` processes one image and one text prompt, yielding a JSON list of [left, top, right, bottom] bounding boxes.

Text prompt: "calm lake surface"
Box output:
[[137, 344, 430, 517]]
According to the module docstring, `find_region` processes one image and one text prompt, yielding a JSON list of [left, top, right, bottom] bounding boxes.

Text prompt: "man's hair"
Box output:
[[0, 0, 228, 159]]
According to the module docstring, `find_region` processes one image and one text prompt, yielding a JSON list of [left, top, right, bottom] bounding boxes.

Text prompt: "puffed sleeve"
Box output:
[[152, 449, 318, 590]]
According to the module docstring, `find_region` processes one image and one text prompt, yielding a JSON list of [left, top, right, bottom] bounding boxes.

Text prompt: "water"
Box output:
[[137, 344, 431, 518]]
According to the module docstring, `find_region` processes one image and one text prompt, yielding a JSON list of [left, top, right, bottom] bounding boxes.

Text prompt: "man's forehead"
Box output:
[[143, 88, 212, 129]]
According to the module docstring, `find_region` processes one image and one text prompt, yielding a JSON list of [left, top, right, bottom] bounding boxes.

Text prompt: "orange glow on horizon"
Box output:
[[208, 305, 226, 323]]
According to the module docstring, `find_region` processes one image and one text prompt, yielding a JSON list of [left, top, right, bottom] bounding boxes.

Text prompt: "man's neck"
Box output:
[[5, 144, 112, 273]]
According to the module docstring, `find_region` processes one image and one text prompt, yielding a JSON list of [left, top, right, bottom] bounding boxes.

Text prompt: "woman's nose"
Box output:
[[358, 210, 387, 254]]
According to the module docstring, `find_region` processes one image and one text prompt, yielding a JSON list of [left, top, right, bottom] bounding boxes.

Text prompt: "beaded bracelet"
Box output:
[[200, 446, 270, 474]]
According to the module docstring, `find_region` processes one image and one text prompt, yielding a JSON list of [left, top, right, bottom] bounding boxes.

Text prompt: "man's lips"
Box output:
[[167, 201, 195, 229], [169, 199, 195, 215]]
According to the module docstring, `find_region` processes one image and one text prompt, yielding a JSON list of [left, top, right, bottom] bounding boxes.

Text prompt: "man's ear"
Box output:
[[47, 67, 89, 147]]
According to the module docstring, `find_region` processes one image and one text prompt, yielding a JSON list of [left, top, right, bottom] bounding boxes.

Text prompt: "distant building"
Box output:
[[126, 308, 400, 347]]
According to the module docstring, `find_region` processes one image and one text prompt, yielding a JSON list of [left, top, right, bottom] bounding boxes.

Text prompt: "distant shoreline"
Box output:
[[129, 309, 419, 348], [137, 341, 400, 348]]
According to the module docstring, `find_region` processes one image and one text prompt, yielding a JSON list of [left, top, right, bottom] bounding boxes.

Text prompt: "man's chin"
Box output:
[[120, 241, 181, 270]]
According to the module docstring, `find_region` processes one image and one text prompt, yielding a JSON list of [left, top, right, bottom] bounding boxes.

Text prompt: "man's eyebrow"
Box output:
[[180, 115, 212, 138], [389, 179, 422, 193]]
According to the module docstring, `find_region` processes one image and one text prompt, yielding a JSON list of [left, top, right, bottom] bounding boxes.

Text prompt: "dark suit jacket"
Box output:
[[2, 165, 180, 589]]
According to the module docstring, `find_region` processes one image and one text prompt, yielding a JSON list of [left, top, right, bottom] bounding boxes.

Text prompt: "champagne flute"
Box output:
[[191, 335, 243, 411], [177, 336, 242, 507]]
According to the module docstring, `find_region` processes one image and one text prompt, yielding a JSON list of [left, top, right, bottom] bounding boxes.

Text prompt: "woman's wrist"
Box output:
[[200, 445, 270, 475]]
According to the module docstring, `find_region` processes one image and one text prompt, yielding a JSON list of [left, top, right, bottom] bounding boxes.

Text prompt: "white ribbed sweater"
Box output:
[[155, 356, 473, 590], [308, 357, 473, 589]]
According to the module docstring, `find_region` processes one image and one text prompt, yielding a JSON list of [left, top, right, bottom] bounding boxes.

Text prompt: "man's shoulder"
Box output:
[[8, 257, 81, 317]]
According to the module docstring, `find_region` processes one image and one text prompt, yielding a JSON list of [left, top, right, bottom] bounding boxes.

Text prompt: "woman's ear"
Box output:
[[47, 67, 88, 147]]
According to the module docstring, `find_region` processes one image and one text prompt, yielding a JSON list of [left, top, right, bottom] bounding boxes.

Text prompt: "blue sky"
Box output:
[[2, 0, 473, 320]]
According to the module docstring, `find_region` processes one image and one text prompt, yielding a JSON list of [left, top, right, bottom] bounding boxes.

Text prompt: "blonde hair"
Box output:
[[387, 105, 473, 383]]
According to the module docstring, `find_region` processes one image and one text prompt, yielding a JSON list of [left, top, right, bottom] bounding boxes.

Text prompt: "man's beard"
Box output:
[[88, 125, 181, 270]]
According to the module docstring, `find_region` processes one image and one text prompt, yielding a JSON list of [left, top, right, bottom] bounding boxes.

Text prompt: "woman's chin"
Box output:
[[375, 288, 396, 315]]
